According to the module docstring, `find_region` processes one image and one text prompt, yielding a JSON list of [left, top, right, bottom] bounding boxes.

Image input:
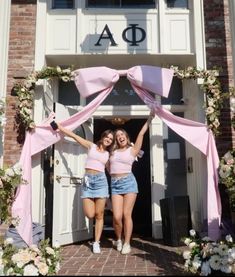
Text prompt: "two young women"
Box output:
[[57, 111, 154, 254]]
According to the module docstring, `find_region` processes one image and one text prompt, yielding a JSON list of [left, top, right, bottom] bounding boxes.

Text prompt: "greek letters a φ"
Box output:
[[94, 24, 146, 47]]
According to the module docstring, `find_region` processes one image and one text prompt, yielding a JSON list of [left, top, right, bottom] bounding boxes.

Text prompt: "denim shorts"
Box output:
[[81, 172, 109, 199], [110, 173, 138, 195]]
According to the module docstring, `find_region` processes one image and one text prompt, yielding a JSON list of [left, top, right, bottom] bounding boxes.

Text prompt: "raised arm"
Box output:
[[57, 122, 92, 149], [131, 111, 155, 157]]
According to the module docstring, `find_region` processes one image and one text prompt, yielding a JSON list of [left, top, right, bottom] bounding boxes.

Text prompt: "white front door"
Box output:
[[52, 103, 93, 246]]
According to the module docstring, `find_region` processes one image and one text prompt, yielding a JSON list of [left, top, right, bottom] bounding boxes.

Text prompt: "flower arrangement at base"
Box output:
[[0, 163, 26, 225], [0, 237, 61, 276], [219, 149, 235, 211], [182, 229, 235, 276]]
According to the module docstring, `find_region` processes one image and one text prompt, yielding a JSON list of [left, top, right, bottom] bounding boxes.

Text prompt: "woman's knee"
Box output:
[[113, 214, 122, 224], [123, 211, 132, 221], [95, 210, 104, 220]]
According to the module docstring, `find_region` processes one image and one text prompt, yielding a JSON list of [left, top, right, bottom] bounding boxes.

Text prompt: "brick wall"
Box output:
[[3, 0, 37, 166], [204, 0, 235, 156]]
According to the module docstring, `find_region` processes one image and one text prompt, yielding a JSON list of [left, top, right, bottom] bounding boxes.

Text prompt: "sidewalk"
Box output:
[[58, 232, 190, 276]]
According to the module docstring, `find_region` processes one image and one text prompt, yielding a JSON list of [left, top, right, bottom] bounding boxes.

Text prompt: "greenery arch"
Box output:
[[10, 65, 234, 136]]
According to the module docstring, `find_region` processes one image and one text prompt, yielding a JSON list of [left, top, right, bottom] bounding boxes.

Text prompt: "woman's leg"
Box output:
[[123, 193, 137, 244], [94, 198, 106, 242], [111, 194, 124, 240], [83, 198, 95, 219]]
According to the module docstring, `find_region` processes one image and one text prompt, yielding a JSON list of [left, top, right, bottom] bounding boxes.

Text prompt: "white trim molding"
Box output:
[[0, 0, 11, 165]]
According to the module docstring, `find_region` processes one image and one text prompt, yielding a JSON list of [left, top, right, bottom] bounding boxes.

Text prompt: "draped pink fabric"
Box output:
[[12, 65, 221, 245]]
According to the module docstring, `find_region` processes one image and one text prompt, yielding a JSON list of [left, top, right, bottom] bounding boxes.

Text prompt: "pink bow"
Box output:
[[73, 65, 174, 98]]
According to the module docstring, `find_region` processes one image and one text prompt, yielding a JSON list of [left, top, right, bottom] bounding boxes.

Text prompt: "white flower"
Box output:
[[56, 66, 62, 73], [189, 229, 196, 237], [23, 264, 39, 276], [209, 254, 221, 271], [228, 247, 235, 259], [218, 244, 229, 256], [61, 76, 70, 82], [12, 162, 22, 175], [225, 235, 233, 243], [45, 246, 55, 255], [5, 168, 15, 177], [4, 238, 13, 245], [189, 242, 197, 249], [183, 250, 191, 260], [192, 255, 201, 270], [37, 262, 49, 275], [184, 238, 191, 246], [206, 106, 214, 115], [219, 164, 232, 179]]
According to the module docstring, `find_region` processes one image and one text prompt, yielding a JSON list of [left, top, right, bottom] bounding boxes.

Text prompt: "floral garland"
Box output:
[[170, 66, 223, 136], [219, 149, 235, 211], [0, 237, 61, 276], [13, 66, 73, 130], [0, 97, 6, 130], [0, 163, 25, 225], [11, 65, 227, 136], [182, 229, 235, 275]]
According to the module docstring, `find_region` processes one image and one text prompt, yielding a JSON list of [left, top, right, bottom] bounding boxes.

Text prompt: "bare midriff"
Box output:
[[110, 173, 129, 178], [85, 168, 102, 174]]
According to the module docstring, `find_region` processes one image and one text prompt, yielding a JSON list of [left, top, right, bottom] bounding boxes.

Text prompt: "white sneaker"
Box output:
[[92, 241, 101, 254], [121, 243, 131, 255], [115, 239, 123, 252]]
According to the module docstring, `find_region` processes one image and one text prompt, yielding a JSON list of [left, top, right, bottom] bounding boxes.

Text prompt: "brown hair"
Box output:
[[96, 129, 114, 152]]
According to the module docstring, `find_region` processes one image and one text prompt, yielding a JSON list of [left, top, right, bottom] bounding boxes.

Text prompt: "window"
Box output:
[[58, 80, 80, 105], [166, 0, 188, 9], [161, 77, 183, 105], [87, 0, 155, 9], [86, 77, 144, 105], [52, 0, 74, 9]]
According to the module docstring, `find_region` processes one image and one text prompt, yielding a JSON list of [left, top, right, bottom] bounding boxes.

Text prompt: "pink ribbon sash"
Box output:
[[12, 65, 221, 245]]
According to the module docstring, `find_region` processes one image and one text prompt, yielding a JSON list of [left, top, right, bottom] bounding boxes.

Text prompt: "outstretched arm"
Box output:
[[57, 122, 92, 149], [131, 111, 155, 156]]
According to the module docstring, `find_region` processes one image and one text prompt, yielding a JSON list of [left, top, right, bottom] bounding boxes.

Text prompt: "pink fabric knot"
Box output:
[[117, 70, 127, 76]]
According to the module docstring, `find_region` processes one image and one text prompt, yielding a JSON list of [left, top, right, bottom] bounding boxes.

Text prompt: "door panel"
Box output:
[[52, 103, 93, 246], [163, 113, 187, 197]]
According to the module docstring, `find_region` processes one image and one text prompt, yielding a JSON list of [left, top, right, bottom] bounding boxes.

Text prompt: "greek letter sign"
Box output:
[[94, 24, 146, 47]]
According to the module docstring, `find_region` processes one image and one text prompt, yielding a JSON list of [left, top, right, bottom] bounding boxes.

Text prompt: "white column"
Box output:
[[31, 0, 48, 224], [0, 0, 11, 166], [193, 0, 207, 75], [150, 116, 165, 238]]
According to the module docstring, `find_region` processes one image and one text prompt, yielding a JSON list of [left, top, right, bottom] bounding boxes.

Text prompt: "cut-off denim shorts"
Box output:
[[81, 172, 109, 199], [110, 173, 138, 195]]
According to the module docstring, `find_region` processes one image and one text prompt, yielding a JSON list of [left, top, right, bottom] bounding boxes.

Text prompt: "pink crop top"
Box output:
[[109, 147, 135, 174], [85, 143, 109, 172]]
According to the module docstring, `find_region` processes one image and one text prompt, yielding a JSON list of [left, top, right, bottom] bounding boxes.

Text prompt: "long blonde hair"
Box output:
[[111, 128, 132, 153]]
